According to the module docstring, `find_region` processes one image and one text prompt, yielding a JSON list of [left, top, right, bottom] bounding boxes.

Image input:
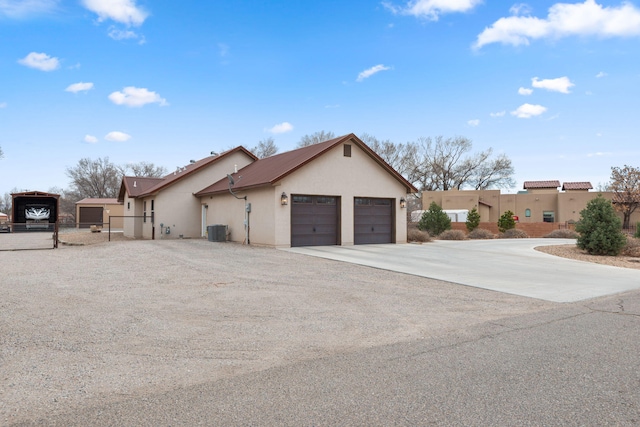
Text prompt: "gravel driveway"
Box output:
[[1, 239, 556, 425]]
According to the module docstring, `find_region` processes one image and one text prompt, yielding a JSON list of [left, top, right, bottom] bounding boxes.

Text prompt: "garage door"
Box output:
[[79, 207, 103, 228], [354, 198, 393, 244], [291, 195, 339, 247]]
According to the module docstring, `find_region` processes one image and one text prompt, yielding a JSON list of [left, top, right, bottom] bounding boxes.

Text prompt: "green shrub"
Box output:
[[418, 202, 451, 236], [575, 196, 626, 256], [468, 228, 494, 239], [544, 229, 579, 239], [465, 207, 481, 232], [498, 229, 529, 239], [497, 210, 516, 233], [635, 223, 640, 239], [438, 229, 466, 240]]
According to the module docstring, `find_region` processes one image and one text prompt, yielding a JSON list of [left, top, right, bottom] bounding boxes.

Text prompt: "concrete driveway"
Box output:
[[284, 239, 640, 302]]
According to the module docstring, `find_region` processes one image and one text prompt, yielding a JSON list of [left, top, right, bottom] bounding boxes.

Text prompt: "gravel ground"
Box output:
[[535, 243, 640, 270], [1, 233, 558, 425]]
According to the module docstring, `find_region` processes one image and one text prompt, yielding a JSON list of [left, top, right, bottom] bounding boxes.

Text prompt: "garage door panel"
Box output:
[[354, 198, 393, 245], [79, 207, 103, 229], [291, 195, 339, 247]]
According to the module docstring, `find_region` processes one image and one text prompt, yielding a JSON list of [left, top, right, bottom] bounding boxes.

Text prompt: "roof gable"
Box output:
[[195, 133, 418, 197], [118, 146, 257, 201]]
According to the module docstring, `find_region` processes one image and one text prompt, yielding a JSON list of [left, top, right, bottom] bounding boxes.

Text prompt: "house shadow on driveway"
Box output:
[[283, 239, 640, 303]]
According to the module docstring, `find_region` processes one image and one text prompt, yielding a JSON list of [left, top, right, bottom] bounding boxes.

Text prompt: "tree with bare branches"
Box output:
[[251, 137, 279, 158], [609, 165, 640, 229], [296, 131, 336, 148]]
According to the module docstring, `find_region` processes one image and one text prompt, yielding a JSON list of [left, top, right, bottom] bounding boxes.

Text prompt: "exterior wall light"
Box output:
[[400, 197, 406, 209], [281, 192, 289, 206]]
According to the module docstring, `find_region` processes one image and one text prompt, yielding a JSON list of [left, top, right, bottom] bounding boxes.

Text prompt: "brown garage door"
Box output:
[[291, 195, 339, 247], [79, 207, 103, 228], [354, 198, 393, 244]]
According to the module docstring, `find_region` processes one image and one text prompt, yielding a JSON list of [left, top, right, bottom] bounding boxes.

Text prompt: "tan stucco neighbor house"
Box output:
[[75, 198, 124, 228], [196, 134, 418, 247], [118, 147, 257, 239]]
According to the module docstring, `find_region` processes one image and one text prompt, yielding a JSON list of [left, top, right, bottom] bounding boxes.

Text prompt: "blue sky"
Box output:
[[1, 0, 640, 198]]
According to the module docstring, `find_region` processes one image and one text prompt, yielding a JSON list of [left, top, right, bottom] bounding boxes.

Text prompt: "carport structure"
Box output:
[[196, 134, 417, 247]]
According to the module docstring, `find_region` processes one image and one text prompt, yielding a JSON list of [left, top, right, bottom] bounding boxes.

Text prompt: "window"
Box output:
[[543, 211, 555, 223], [316, 196, 336, 205], [525, 208, 531, 218], [355, 198, 371, 206], [344, 144, 351, 157], [143, 201, 147, 223], [150, 200, 155, 224], [127, 202, 130, 211], [293, 195, 312, 204]]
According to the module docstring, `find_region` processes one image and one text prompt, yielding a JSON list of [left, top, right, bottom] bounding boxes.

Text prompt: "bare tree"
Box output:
[[122, 162, 167, 177], [251, 137, 279, 159], [66, 157, 123, 199], [0, 190, 15, 214], [609, 165, 640, 229], [296, 131, 336, 148], [468, 153, 515, 190], [0, 146, 3, 159]]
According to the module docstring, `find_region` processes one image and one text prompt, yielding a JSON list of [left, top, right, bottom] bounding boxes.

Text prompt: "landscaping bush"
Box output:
[[635, 223, 640, 239], [467, 228, 494, 239], [621, 237, 640, 257], [497, 210, 516, 233], [544, 229, 579, 239], [418, 202, 451, 236], [465, 207, 481, 232], [498, 229, 529, 239], [438, 229, 466, 240], [575, 195, 626, 256], [407, 226, 432, 243]]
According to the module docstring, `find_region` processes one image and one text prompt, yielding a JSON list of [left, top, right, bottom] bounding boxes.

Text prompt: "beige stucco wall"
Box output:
[[422, 189, 640, 227], [75, 202, 124, 228], [203, 141, 411, 247], [142, 152, 254, 240], [122, 194, 144, 238]]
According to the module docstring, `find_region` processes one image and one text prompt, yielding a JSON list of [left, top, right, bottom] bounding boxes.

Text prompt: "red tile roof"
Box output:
[[195, 133, 418, 197], [523, 180, 560, 189], [562, 182, 593, 191]]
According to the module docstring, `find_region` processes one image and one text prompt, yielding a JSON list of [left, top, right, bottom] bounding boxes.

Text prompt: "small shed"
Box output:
[[75, 198, 124, 228], [11, 191, 59, 232]]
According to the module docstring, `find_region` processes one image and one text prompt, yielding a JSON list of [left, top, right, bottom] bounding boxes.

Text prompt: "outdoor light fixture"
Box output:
[[281, 192, 289, 206], [400, 197, 406, 209]]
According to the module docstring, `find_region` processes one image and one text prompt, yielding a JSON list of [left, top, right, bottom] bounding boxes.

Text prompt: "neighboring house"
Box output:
[[422, 180, 640, 226], [75, 198, 124, 228], [118, 147, 257, 239], [196, 134, 418, 247]]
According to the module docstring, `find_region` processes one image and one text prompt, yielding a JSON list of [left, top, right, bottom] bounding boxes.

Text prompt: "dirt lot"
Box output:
[[1, 235, 560, 425]]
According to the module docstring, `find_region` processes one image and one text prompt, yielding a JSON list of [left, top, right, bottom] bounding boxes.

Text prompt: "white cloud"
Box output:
[[531, 76, 574, 93], [0, 0, 58, 18], [81, 0, 147, 26], [510, 3, 532, 16], [385, 0, 482, 21], [108, 87, 168, 107], [587, 151, 611, 157], [490, 111, 506, 117], [0, 102, 6, 108], [105, 131, 131, 142], [267, 122, 294, 134], [65, 82, 94, 93], [467, 119, 480, 127], [17, 52, 60, 71], [218, 43, 229, 57], [108, 27, 144, 43], [511, 103, 547, 118], [518, 87, 533, 95], [84, 135, 98, 143], [474, 0, 640, 49], [596, 71, 607, 78], [356, 64, 391, 82]]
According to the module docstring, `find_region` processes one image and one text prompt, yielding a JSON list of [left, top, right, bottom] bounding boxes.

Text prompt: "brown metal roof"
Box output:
[[11, 190, 60, 198], [117, 146, 258, 201], [195, 133, 418, 197], [523, 180, 560, 189], [562, 182, 593, 191], [118, 176, 164, 201], [76, 198, 122, 205]]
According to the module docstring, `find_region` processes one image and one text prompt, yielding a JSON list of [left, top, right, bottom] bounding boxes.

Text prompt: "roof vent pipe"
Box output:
[[234, 164, 238, 173]]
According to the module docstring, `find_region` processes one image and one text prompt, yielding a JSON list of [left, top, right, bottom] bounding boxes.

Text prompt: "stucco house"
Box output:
[[422, 180, 639, 228], [196, 134, 417, 247], [118, 147, 257, 239]]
